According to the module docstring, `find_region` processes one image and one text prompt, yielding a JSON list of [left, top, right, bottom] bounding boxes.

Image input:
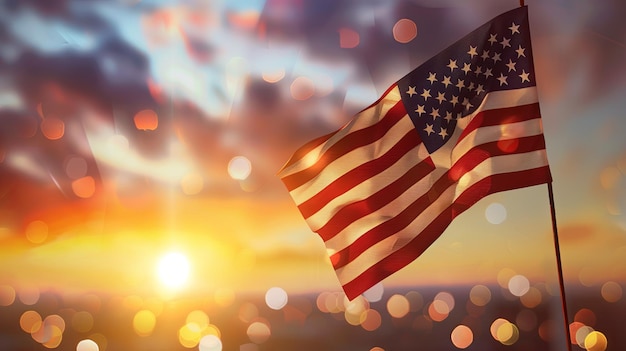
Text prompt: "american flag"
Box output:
[[278, 6, 552, 300]]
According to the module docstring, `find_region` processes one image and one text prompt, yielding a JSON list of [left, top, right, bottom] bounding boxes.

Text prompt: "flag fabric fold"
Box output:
[[278, 6, 552, 300]]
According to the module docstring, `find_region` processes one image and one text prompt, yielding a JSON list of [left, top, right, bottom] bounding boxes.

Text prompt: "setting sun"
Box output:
[[157, 252, 191, 289]]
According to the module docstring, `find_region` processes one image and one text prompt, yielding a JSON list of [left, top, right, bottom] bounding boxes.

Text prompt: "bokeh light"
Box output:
[[584, 331, 608, 351], [344, 295, 369, 326], [238, 302, 259, 323], [77, 339, 99, 351], [0, 284, 16, 306], [186, 310, 209, 331], [573, 323, 594, 347], [600, 281, 622, 302], [520, 286, 542, 308], [133, 109, 159, 131], [20, 310, 42, 334], [405, 291, 424, 312], [65, 156, 88, 179], [181, 172, 204, 195], [265, 287, 288, 310], [495, 321, 519, 345], [392, 19, 417, 43], [497, 268, 516, 288], [247, 321, 271, 344], [434, 291, 455, 313], [72, 311, 94, 333], [508, 274, 530, 297], [485, 203, 507, 224], [386, 294, 410, 318], [18, 286, 40, 306], [469, 285, 491, 306], [228, 156, 252, 180], [199, 334, 222, 351], [339, 28, 360, 48], [574, 308, 596, 327], [133, 310, 156, 337], [262, 68, 285, 83], [450, 325, 473, 349], [25, 220, 48, 244], [361, 309, 382, 332], [41, 116, 65, 140], [72, 176, 96, 198], [290, 76, 315, 101]]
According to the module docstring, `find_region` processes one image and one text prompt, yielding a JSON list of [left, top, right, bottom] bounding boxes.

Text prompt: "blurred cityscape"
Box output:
[[0, 279, 623, 350]]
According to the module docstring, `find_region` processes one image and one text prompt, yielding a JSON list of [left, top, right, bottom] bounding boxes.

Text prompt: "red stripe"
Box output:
[[281, 100, 407, 191], [330, 134, 547, 269], [297, 129, 423, 219], [458, 103, 541, 142], [316, 157, 435, 241], [341, 166, 551, 300]]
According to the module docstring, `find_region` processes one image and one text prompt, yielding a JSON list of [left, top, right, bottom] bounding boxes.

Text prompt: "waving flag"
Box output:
[[278, 6, 552, 300]]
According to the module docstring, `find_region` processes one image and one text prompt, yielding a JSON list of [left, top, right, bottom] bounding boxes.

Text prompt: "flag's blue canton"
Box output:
[[398, 8, 536, 154]]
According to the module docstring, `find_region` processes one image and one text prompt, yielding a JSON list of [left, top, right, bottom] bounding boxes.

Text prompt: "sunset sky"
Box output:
[[1, 0, 625, 302]]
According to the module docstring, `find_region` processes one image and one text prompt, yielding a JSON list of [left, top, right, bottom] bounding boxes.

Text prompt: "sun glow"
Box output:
[[157, 252, 191, 289]]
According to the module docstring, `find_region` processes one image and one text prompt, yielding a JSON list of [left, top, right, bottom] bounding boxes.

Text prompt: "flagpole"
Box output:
[[519, 0, 525, 7], [547, 182, 573, 351]]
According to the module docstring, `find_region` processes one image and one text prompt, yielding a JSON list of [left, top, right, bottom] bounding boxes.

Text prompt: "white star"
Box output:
[[500, 37, 511, 48], [424, 124, 435, 136], [481, 50, 490, 60], [468, 45, 478, 58], [492, 52, 502, 63], [427, 72, 437, 84], [415, 105, 426, 116], [430, 107, 440, 120], [497, 73, 508, 86], [444, 111, 453, 122], [488, 33, 498, 45], [438, 128, 449, 139], [456, 79, 465, 90], [406, 86, 417, 97], [474, 65, 482, 75], [516, 45, 526, 58], [505, 59, 517, 72], [436, 92, 446, 104], [483, 68, 493, 79], [442, 76, 452, 88], [450, 95, 459, 107], [467, 82, 475, 91], [509, 22, 520, 34], [519, 69, 531, 83], [447, 59, 458, 71], [461, 63, 472, 75], [421, 89, 432, 100], [475, 84, 485, 95], [462, 98, 473, 110]]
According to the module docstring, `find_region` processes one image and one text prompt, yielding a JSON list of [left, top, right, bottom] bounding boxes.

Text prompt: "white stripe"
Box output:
[[334, 183, 456, 285], [453, 149, 549, 200], [452, 118, 544, 164], [289, 114, 415, 205], [278, 87, 402, 178], [322, 166, 445, 253], [334, 150, 548, 285], [304, 141, 429, 230], [430, 86, 539, 169]]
